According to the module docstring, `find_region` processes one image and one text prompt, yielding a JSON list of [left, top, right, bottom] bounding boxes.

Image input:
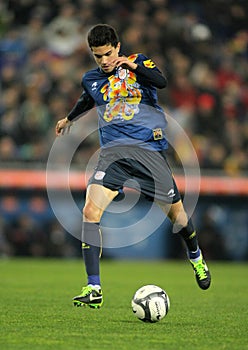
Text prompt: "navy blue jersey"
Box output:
[[68, 53, 168, 151]]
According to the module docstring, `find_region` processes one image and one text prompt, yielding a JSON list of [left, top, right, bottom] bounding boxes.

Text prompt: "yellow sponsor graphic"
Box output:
[[143, 59, 156, 69], [101, 68, 142, 122]]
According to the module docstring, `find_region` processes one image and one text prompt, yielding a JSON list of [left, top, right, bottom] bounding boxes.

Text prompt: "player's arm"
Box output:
[[134, 64, 167, 89], [113, 56, 167, 89], [56, 91, 95, 136]]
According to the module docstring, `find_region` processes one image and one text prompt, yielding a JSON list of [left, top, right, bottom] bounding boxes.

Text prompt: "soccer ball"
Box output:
[[131, 284, 170, 323]]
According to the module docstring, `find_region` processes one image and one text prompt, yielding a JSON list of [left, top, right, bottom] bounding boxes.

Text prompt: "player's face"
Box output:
[[91, 43, 120, 73]]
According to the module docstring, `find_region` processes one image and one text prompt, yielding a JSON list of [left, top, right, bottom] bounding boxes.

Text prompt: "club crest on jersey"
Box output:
[[143, 59, 156, 69], [117, 67, 127, 80], [153, 128, 163, 140]]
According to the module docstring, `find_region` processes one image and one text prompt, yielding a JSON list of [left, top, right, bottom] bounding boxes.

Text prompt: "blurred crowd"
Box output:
[[0, 192, 82, 257], [0, 0, 248, 175]]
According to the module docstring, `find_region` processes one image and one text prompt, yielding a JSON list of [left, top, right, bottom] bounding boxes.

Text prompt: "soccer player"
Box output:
[[56, 24, 211, 309]]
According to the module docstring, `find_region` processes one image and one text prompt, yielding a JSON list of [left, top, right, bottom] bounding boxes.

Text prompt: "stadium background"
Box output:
[[0, 0, 247, 261]]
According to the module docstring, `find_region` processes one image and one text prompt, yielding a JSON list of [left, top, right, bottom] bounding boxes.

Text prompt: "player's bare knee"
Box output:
[[83, 204, 102, 222], [175, 211, 188, 229], [168, 208, 188, 231]]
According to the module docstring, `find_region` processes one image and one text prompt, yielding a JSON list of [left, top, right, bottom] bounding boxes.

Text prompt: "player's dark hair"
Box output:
[[87, 24, 119, 48]]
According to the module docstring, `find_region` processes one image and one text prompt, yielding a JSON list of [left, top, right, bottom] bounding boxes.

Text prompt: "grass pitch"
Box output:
[[0, 258, 247, 350]]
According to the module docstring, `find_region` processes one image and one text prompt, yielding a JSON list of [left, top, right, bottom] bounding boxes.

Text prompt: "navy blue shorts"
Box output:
[[88, 146, 181, 204]]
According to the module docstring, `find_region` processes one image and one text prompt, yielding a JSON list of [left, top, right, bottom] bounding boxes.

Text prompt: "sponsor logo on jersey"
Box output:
[[100, 64, 142, 122]]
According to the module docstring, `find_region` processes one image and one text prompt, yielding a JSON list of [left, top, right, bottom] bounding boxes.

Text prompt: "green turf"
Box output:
[[0, 258, 247, 350]]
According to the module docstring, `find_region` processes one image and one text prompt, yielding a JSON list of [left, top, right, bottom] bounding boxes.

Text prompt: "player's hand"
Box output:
[[56, 117, 73, 136], [112, 56, 137, 71]]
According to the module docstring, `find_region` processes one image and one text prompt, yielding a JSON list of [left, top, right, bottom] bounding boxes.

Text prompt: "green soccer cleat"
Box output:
[[190, 254, 211, 290], [73, 286, 103, 309]]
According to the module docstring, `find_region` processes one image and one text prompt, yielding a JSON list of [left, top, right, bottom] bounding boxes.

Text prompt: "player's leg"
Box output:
[[159, 200, 211, 290], [73, 184, 119, 308], [82, 183, 118, 288]]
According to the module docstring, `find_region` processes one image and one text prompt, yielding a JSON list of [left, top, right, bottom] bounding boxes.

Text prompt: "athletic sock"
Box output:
[[88, 284, 101, 291], [189, 249, 201, 262], [82, 222, 101, 287], [177, 218, 201, 260], [188, 248, 201, 262]]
